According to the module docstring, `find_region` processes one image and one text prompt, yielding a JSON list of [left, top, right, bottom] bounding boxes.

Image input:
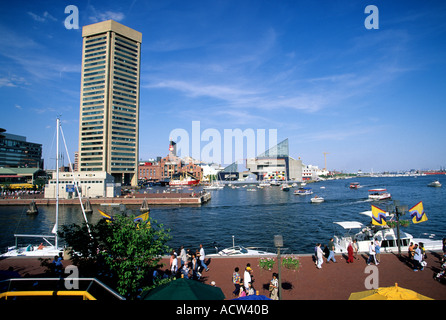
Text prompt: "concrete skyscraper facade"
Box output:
[[78, 20, 142, 186]]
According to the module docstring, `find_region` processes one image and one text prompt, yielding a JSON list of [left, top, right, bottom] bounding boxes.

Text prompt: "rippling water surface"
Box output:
[[1, 176, 444, 254]]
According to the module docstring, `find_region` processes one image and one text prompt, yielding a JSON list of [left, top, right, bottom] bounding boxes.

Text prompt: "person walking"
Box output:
[[232, 267, 241, 297], [316, 243, 324, 269], [413, 244, 424, 271], [367, 241, 379, 265], [326, 238, 337, 263], [269, 273, 279, 300], [347, 242, 354, 263], [408, 242, 415, 262], [199, 244, 210, 272], [191, 253, 200, 279], [352, 239, 359, 260], [374, 238, 381, 263], [179, 246, 188, 268], [170, 253, 178, 275], [244, 264, 252, 290]]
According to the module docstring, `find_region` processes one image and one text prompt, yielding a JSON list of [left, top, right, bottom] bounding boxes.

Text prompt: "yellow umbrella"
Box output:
[[349, 283, 433, 300]]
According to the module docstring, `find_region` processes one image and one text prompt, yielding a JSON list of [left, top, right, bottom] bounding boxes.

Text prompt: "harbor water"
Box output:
[[1, 176, 444, 254]]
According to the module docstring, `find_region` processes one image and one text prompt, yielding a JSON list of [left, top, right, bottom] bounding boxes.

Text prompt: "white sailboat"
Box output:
[[1, 118, 91, 257]]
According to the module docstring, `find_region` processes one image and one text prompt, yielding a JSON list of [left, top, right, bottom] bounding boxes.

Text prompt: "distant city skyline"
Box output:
[[1, 1, 445, 173]]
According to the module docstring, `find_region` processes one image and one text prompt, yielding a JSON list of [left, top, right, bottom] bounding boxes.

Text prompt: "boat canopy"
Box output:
[[359, 210, 390, 218], [334, 221, 365, 230], [368, 188, 387, 192]]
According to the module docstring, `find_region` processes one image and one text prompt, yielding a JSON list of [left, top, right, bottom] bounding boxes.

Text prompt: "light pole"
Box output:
[[386, 200, 408, 255], [274, 235, 283, 300]]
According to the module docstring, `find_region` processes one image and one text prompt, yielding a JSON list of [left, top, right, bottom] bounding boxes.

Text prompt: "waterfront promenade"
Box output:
[[1, 251, 445, 300], [0, 191, 211, 206]]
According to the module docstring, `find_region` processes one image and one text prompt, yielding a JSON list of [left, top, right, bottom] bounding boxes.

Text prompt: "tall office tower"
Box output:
[[79, 20, 142, 186]]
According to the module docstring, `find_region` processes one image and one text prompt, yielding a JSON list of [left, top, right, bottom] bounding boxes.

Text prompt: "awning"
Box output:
[[333, 221, 365, 229]]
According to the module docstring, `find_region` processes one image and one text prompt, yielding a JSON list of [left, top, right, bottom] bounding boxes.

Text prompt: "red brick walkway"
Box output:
[[1, 251, 445, 300]]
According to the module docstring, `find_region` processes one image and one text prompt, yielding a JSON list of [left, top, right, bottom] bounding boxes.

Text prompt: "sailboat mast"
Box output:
[[55, 117, 60, 249]]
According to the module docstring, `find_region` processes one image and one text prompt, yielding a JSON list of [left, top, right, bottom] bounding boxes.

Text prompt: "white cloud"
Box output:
[[27, 11, 57, 23], [88, 8, 125, 23], [0, 75, 27, 87]]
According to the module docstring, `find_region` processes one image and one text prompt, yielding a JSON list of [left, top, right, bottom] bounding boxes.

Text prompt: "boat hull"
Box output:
[[169, 179, 200, 186], [1, 246, 63, 257]]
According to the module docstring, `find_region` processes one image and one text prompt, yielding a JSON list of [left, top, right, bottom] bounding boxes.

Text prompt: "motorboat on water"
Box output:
[[333, 211, 443, 254], [349, 182, 361, 189], [281, 184, 290, 191], [428, 180, 442, 187], [203, 183, 224, 190], [310, 195, 324, 203], [368, 188, 391, 200], [294, 187, 313, 195]]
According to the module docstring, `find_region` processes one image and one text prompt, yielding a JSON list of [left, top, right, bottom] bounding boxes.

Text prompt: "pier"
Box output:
[[0, 191, 211, 206]]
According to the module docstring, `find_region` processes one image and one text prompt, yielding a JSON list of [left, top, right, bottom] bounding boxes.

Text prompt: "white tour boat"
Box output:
[[368, 188, 391, 200], [333, 211, 443, 254]]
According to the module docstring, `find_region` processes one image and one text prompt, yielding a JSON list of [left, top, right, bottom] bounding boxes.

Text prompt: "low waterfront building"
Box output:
[[0, 168, 47, 187], [245, 138, 303, 181], [302, 165, 329, 181], [138, 141, 203, 183], [44, 171, 121, 199]]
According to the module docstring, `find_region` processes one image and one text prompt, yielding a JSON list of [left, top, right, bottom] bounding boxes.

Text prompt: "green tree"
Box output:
[[102, 214, 171, 298], [59, 214, 171, 299]]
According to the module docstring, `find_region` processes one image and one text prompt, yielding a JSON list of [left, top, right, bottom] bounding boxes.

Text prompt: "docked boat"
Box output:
[[208, 245, 276, 257], [281, 184, 290, 191], [428, 180, 442, 187], [203, 181, 224, 190], [169, 175, 200, 186], [310, 195, 324, 203], [1, 118, 91, 257], [368, 188, 391, 200], [349, 182, 361, 189], [294, 187, 313, 195], [333, 218, 443, 254], [208, 237, 281, 257]]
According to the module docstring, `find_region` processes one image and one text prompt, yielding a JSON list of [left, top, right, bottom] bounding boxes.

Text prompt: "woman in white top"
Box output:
[[316, 243, 324, 269]]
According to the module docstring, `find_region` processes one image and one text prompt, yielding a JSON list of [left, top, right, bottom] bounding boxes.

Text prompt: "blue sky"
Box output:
[[1, 1, 445, 172]]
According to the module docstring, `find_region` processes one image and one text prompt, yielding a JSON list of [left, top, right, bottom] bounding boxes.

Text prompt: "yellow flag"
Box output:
[[409, 201, 428, 224], [371, 205, 387, 226]]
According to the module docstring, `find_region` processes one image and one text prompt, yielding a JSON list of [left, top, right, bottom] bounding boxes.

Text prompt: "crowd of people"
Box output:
[[231, 264, 279, 300], [152, 244, 280, 300], [314, 237, 446, 274], [153, 244, 211, 282], [1, 188, 42, 199]]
